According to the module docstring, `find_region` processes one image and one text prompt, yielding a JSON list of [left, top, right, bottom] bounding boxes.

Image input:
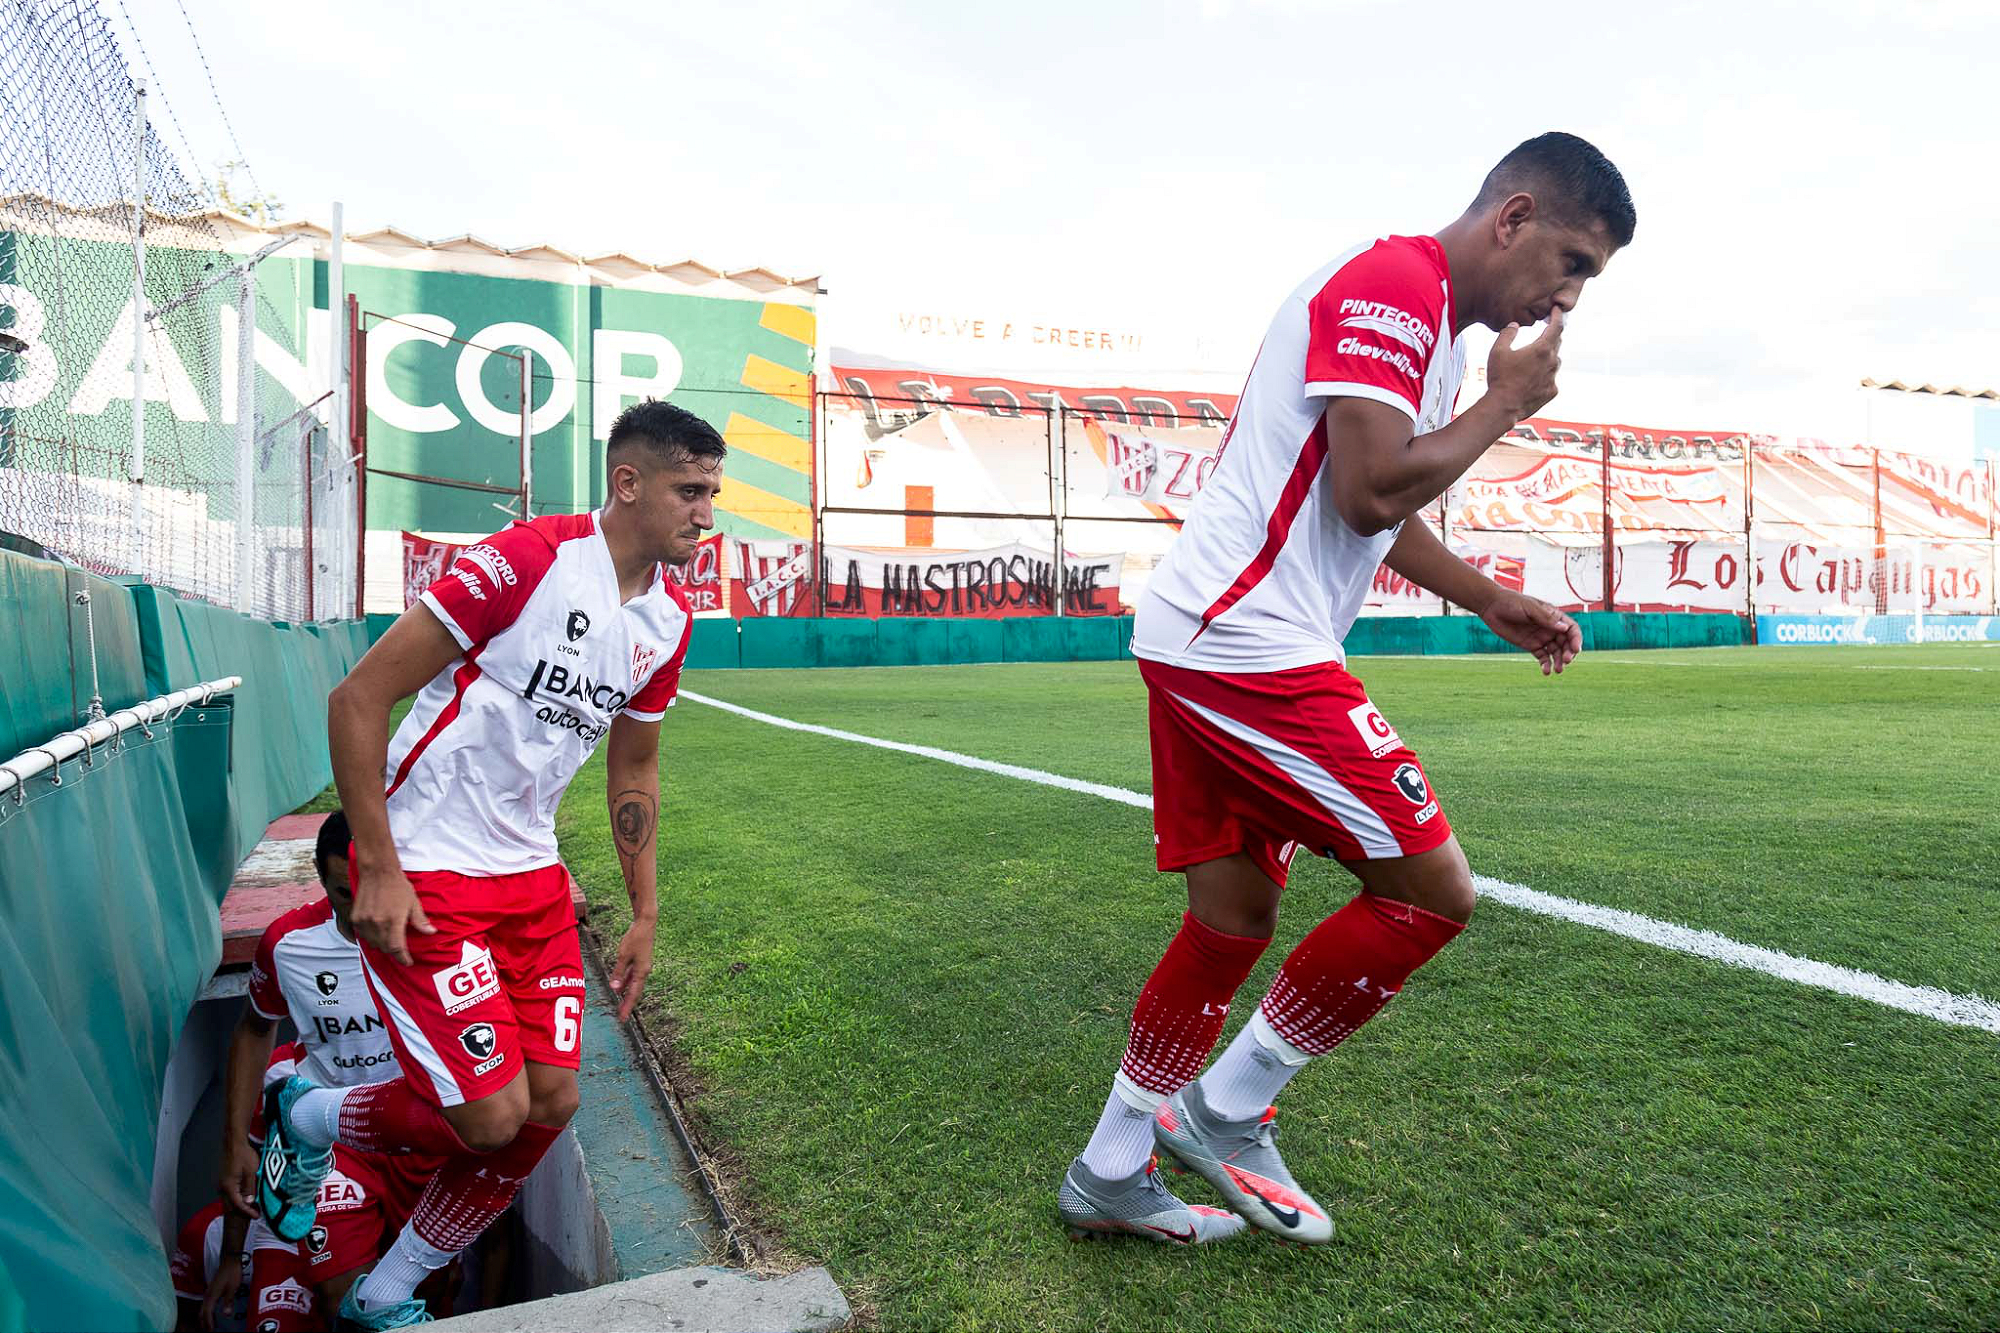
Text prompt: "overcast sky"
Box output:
[[117, 0, 1997, 439]]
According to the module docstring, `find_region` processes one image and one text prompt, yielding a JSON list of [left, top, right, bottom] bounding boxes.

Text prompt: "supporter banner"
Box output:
[[1422, 536, 1992, 615], [663, 534, 727, 614], [830, 362, 1236, 431], [729, 539, 1123, 618], [1100, 427, 1223, 508], [730, 540, 817, 618], [1758, 614, 2000, 646], [401, 532, 465, 609]]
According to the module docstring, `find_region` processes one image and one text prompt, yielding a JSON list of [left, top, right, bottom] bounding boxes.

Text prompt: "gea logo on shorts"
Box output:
[[434, 942, 502, 1016], [1347, 702, 1402, 759], [260, 1279, 312, 1314], [318, 1169, 365, 1211]]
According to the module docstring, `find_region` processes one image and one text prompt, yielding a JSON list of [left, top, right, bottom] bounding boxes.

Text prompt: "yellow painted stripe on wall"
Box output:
[[758, 302, 816, 346], [717, 475, 811, 540], [741, 354, 811, 410], [725, 411, 811, 475]]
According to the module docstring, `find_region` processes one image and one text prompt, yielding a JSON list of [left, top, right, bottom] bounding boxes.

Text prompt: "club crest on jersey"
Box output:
[[1347, 702, 1401, 758], [314, 971, 338, 996], [566, 609, 591, 641], [632, 641, 660, 684], [1392, 763, 1429, 805], [433, 942, 501, 1016]]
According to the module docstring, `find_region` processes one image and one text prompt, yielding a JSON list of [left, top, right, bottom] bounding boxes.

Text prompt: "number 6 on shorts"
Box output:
[[552, 994, 581, 1052]]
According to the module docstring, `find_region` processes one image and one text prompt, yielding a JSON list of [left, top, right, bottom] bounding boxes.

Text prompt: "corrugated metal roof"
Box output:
[[1861, 377, 1999, 401]]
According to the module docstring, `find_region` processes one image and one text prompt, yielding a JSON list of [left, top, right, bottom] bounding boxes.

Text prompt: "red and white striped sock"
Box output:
[[1081, 912, 1269, 1178], [1201, 892, 1463, 1120], [357, 1120, 565, 1308], [291, 1078, 466, 1155]]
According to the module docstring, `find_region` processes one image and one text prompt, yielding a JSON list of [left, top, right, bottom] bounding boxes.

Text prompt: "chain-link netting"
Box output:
[[0, 0, 352, 619]]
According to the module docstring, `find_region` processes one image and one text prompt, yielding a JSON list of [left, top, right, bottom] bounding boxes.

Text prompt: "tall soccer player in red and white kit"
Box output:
[[1059, 133, 1635, 1245], [258, 400, 723, 1328]]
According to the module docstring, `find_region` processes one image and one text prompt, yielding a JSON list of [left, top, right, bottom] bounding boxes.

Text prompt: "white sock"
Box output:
[[287, 1086, 352, 1149], [1199, 1009, 1313, 1121], [355, 1222, 455, 1309], [1079, 1073, 1163, 1180]]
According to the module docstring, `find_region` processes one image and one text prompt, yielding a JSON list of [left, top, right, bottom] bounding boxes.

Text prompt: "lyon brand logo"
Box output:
[[1392, 763, 1430, 805], [459, 1022, 498, 1060], [433, 942, 501, 1016], [566, 609, 591, 641], [314, 971, 338, 996]]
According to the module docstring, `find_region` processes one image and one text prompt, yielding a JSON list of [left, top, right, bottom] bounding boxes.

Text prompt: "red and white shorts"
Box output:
[[1140, 657, 1452, 887], [356, 863, 585, 1107], [243, 1247, 316, 1333]]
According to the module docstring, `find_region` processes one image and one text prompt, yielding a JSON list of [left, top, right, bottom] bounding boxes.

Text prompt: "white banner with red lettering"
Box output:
[[728, 539, 1124, 618], [1365, 535, 1993, 616]]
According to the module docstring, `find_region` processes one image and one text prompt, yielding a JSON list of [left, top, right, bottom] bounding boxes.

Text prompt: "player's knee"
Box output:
[[527, 1080, 580, 1129], [449, 1087, 531, 1153], [1404, 841, 1476, 925], [1428, 872, 1476, 925]]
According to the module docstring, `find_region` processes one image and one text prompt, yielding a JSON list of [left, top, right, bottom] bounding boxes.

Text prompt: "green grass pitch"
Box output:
[[552, 643, 1999, 1331]]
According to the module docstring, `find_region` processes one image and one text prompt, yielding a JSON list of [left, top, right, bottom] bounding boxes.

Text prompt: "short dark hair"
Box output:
[[1476, 132, 1635, 249], [314, 810, 351, 881], [607, 399, 727, 468]]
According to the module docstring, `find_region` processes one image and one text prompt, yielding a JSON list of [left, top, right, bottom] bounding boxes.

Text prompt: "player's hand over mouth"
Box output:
[[1485, 306, 1565, 422]]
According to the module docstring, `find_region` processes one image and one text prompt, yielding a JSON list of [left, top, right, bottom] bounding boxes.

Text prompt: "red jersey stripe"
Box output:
[[1187, 421, 1332, 645], [384, 645, 484, 799]]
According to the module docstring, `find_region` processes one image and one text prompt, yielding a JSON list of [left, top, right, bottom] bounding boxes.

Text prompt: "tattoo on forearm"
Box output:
[[611, 787, 657, 907]]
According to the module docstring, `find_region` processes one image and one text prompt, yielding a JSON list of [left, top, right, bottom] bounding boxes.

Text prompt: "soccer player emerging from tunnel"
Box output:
[[1058, 133, 1635, 1245], [260, 400, 720, 1328]]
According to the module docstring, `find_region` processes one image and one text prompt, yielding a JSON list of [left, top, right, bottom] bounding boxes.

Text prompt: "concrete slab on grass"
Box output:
[[429, 1265, 850, 1332]]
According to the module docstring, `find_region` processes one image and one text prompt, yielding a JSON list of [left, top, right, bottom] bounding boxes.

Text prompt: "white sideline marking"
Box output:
[[1390, 655, 1995, 671], [681, 689, 2000, 1037]]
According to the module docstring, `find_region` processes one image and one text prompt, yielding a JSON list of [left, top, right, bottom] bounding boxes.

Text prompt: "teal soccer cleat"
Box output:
[[335, 1285, 432, 1330], [257, 1075, 333, 1243]]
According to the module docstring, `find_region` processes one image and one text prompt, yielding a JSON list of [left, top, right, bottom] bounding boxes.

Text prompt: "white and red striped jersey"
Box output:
[[1134, 235, 1468, 671], [249, 902, 399, 1087], [391, 511, 693, 875]]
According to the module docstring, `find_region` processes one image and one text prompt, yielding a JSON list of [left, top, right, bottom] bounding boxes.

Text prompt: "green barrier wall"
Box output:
[[0, 546, 372, 1333], [686, 612, 1748, 669]]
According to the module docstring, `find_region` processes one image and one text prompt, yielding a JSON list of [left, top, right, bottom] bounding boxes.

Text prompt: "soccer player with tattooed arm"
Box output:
[[256, 400, 723, 1329], [1058, 132, 1636, 1245]]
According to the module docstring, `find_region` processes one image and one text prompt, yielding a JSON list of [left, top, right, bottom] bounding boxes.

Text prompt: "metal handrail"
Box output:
[[0, 676, 242, 799]]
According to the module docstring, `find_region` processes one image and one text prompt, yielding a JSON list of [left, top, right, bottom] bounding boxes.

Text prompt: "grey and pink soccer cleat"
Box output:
[[1153, 1083, 1333, 1244], [1057, 1154, 1248, 1244]]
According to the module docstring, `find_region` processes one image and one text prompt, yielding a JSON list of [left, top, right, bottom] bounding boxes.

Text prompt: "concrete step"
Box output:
[[428, 1265, 850, 1332]]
